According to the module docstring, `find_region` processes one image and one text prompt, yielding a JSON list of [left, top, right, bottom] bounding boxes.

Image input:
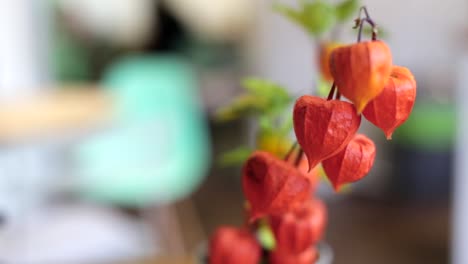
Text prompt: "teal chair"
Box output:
[[75, 55, 211, 206]]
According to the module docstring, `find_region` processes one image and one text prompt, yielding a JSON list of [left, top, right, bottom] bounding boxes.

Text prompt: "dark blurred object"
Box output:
[[394, 146, 452, 202], [327, 198, 449, 264], [146, 3, 187, 52], [52, 0, 155, 81], [392, 101, 455, 202]]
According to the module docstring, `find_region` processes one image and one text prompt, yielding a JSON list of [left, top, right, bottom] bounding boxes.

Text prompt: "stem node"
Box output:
[[355, 6, 378, 42]]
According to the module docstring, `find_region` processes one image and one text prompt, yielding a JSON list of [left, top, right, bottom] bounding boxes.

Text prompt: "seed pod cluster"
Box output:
[[293, 38, 416, 189], [209, 7, 416, 264]]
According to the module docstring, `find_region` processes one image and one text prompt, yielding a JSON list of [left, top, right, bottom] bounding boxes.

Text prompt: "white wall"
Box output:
[[453, 55, 468, 264], [0, 2, 52, 261], [245, 0, 315, 96], [0, 0, 50, 98], [365, 0, 466, 100]]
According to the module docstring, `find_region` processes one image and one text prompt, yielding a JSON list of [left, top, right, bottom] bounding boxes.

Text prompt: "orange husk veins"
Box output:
[[242, 151, 312, 221], [330, 40, 393, 113], [293, 95, 361, 170], [363, 65, 417, 139], [318, 42, 342, 82], [209, 226, 261, 264], [322, 134, 376, 191], [269, 199, 327, 255], [269, 247, 318, 264]]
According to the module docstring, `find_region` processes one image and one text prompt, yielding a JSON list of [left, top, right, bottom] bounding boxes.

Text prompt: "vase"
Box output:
[[196, 241, 333, 264]]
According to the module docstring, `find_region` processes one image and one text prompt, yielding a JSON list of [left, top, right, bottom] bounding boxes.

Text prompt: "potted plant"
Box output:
[[204, 1, 417, 263]]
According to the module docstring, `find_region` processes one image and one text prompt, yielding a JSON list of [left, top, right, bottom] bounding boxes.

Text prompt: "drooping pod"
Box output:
[[363, 65, 417, 139], [293, 95, 361, 170], [242, 151, 312, 221], [318, 41, 342, 82], [330, 40, 393, 113], [209, 226, 261, 264], [269, 199, 327, 254], [322, 134, 376, 191]]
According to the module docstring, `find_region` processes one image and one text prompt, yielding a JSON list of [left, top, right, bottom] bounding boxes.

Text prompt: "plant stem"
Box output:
[[355, 6, 378, 42], [327, 82, 336, 100], [284, 142, 298, 161], [335, 90, 341, 100], [358, 6, 371, 19], [357, 18, 377, 42], [294, 148, 304, 167]]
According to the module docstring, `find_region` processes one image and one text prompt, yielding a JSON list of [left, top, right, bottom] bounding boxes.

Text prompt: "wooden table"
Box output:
[[0, 86, 113, 143]]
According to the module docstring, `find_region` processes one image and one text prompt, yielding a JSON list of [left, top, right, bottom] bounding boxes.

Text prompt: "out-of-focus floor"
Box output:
[[326, 199, 449, 264]]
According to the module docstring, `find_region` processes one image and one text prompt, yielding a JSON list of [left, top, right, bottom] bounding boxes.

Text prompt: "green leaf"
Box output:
[[335, 0, 359, 22], [275, 0, 337, 36], [259, 115, 275, 133], [218, 146, 253, 167], [242, 78, 289, 100], [257, 219, 276, 250], [215, 78, 291, 122], [215, 94, 268, 121], [242, 78, 292, 115], [279, 115, 293, 136], [302, 0, 337, 35]]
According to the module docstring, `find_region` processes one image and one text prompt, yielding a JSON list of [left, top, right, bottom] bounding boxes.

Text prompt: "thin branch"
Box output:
[[327, 82, 336, 100], [294, 148, 304, 167], [284, 142, 298, 161]]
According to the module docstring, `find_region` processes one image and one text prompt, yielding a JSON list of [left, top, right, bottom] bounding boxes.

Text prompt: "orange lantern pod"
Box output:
[[209, 226, 261, 264], [293, 95, 361, 170], [363, 65, 417, 139], [242, 151, 312, 221], [330, 40, 393, 113], [322, 134, 376, 191], [318, 41, 342, 82], [269, 199, 327, 255]]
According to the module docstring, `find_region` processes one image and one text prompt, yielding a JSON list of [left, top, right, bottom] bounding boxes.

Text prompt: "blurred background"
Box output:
[[0, 0, 465, 263]]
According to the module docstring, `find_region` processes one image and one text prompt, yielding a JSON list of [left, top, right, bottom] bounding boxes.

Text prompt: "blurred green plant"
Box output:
[[217, 78, 292, 121], [216, 0, 385, 168], [257, 219, 276, 250], [336, 0, 360, 22], [216, 78, 294, 166], [219, 146, 253, 167], [274, 0, 386, 41], [274, 0, 360, 37]]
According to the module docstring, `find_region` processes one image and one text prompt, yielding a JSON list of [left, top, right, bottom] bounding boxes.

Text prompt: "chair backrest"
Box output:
[[75, 55, 211, 206]]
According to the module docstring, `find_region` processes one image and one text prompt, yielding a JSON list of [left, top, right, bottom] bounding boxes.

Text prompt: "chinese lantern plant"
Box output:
[[217, 0, 367, 166], [274, 0, 390, 97], [207, 4, 416, 264]]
